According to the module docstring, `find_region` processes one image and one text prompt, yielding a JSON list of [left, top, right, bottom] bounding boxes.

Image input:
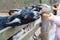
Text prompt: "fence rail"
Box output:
[[0, 18, 41, 40], [0, 14, 56, 40]]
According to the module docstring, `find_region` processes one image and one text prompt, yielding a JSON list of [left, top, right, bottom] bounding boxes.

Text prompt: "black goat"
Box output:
[[6, 8, 40, 26]]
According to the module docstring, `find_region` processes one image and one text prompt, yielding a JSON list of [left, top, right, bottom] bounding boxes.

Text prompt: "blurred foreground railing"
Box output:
[[0, 17, 41, 40]]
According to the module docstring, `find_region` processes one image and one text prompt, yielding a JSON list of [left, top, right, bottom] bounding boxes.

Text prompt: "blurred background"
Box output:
[[0, 0, 58, 13]]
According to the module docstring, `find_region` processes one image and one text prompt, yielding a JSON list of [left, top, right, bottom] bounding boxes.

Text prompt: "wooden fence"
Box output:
[[0, 15, 56, 40], [0, 17, 41, 40]]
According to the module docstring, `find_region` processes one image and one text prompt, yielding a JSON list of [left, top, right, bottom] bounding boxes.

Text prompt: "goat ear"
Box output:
[[8, 10, 12, 15], [8, 10, 18, 15], [8, 10, 14, 15]]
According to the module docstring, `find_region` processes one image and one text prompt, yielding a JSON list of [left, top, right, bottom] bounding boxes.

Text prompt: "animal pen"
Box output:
[[0, 0, 58, 40]]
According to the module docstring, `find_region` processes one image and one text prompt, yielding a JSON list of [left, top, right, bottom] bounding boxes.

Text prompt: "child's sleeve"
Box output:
[[57, 4, 60, 16]]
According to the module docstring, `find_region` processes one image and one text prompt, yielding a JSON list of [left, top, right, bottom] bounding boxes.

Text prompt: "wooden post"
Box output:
[[41, 16, 50, 40]]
